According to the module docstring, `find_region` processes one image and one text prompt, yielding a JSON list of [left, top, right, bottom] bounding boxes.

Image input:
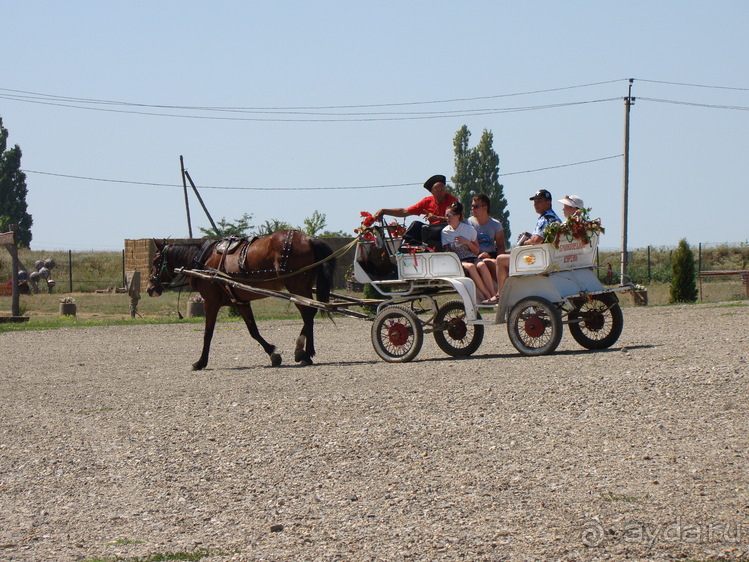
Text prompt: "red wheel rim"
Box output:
[[387, 322, 410, 346], [524, 316, 545, 338]]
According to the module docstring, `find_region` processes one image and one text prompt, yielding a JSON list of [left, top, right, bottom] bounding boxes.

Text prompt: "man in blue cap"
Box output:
[[484, 189, 561, 304], [520, 189, 562, 246]]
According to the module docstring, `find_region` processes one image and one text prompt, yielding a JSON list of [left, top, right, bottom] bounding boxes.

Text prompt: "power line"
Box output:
[[637, 78, 749, 91], [638, 97, 749, 111], [0, 94, 619, 122], [0, 79, 627, 111], [23, 155, 622, 191]]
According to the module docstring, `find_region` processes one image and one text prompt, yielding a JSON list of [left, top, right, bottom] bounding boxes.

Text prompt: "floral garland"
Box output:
[[544, 208, 605, 249], [354, 212, 406, 241]]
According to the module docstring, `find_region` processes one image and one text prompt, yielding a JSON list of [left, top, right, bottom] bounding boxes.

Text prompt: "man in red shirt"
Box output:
[[374, 174, 458, 224], [373, 174, 458, 248]]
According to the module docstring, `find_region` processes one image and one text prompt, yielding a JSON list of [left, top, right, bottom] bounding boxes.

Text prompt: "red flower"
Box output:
[[360, 211, 376, 228]]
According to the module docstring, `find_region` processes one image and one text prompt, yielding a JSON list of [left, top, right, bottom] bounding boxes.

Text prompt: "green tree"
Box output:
[[452, 125, 510, 244], [302, 210, 327, 237], [0, 117, 33, 247], [255, 218, 292, 236], [198, 212, 254, 238], [669, 238, 698, 303]]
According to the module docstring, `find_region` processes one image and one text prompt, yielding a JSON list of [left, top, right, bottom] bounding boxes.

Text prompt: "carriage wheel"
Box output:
[[433, 300, 484, 357], [371, 305, 424, 363], [568, 295, 624, 350], [507, 297, 562, 356]]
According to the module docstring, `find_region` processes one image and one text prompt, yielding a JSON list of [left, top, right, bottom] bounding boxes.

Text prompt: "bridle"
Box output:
[[149, 244, 190, 294]]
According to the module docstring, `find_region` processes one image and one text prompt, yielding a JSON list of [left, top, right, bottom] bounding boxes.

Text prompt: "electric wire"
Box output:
[[23, 154, 622, 191]]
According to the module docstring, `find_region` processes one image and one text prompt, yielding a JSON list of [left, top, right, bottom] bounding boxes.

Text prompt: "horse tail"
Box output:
[[311, 238, 336, 304]]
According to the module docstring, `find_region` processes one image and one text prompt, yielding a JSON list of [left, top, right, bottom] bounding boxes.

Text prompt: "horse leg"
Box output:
[[294, 305, 318, 366], [193, 300, 219, 371], [237, 304, 282, 367]]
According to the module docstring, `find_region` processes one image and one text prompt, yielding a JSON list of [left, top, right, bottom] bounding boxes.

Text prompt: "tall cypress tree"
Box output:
[[0, 117, 33, 248], [669, 238, 698, 303], [452, 125, 511, 242]]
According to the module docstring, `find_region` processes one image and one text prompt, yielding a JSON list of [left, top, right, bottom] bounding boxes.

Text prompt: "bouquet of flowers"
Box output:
[[188, 294, 205, 304], [544, 208, 605, 249], [354, 211, 377, 242], [59, 296, 75, 304]]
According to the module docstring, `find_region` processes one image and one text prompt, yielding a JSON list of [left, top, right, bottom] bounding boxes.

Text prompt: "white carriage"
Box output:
[[354, 223, 628, 362]]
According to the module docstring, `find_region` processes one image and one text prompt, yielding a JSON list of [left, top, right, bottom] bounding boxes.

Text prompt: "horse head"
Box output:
[[146, 240, 170, 297]]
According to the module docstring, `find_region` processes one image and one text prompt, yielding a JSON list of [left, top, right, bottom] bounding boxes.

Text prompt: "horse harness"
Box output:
[[216, 230, 295, 277]]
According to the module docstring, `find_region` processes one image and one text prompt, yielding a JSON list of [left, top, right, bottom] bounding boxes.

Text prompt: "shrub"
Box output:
[[669, 238, 698, 303]]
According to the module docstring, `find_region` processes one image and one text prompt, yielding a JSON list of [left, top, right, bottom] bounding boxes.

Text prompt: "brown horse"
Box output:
[[146, 230, 336, 369]]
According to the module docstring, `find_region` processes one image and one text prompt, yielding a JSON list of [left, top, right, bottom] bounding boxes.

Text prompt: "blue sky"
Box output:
[[2, 1, 747, 251]]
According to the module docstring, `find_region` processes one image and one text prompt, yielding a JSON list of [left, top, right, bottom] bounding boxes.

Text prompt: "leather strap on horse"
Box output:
[[206, 237, 358, 285]]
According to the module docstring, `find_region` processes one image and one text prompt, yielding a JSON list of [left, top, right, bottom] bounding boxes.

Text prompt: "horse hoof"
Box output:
[[294, 349, 305, 363], [297, 358, 313, 366], [270, 353, 282, 367], [192, 362, 206, 371]]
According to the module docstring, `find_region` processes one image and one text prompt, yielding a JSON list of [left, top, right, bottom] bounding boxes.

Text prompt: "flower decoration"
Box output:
[[544, 208, 605, 249], [354, 211, 377, 242], [386, 221, 406, 238], [188, 294, 205, 304], [360, 211, 376, 228], [59, 296, 75, 304], [523, 254, 536, 265]]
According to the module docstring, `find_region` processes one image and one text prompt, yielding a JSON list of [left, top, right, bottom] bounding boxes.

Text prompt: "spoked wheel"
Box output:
[[433, 300, 484, 357], [568, 295, 624, 350], [371, 305, 424, 363], [507, 297, 563, 356]]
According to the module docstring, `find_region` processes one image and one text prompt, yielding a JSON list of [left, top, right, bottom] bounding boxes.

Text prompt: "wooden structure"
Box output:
[[699, 269, 749, 301], [0, 227, 29, 321]]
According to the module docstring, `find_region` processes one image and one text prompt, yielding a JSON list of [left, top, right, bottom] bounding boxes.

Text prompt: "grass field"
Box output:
[[1, 242, 747, 333], [1, 278, 747, 334]]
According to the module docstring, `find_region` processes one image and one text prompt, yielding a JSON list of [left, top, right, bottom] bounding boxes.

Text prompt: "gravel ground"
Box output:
[[1, 302, 748, 561]]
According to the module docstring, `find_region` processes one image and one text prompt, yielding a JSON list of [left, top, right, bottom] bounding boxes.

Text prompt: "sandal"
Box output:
[[481, 295, 499, 305]]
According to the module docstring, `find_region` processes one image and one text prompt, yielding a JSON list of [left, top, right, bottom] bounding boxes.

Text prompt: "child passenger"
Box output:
[[440, 202, 495, 302]]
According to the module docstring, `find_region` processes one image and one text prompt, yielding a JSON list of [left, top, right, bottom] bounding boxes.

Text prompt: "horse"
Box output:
[[146, 230, 336, 370]]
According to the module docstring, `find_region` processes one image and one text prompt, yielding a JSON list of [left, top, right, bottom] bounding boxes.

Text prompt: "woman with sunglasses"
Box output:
[[440, 201, 495, 303]]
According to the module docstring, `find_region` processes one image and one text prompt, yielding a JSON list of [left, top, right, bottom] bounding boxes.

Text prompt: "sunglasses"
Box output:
[[470, 204, 486, 209]]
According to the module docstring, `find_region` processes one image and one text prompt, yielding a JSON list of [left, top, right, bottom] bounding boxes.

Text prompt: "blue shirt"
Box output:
[[532, 209, 562, 239]]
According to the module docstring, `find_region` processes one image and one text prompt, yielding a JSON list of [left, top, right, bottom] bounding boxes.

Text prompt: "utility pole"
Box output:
[[621, 79, 635, 284]]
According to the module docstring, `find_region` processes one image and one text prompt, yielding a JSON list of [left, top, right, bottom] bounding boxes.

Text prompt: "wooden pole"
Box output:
[[620, 79, 635, 284], [9, 226, 20, 317], [180, 155, 193, 238], [183, 170, 220, 236]]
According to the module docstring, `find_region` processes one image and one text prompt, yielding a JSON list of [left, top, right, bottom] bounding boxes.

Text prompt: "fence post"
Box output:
[[698, 243, 702, 302], [122, 249, 126, 288], [647, 246, 651, 282], [68, 250, 73, 292]]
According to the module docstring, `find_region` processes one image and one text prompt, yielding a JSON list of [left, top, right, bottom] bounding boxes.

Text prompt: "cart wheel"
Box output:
[[433, 300, 484, 357], [568, 296, 624, 350], [371, 305, 424, 363], [507, 297, 562, 356]]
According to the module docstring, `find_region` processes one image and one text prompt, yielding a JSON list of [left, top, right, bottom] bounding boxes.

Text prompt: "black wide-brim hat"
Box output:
[[424, 174, 447, 191]]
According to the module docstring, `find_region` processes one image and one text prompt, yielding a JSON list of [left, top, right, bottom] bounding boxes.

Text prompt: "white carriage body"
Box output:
[[496, 235, 605, 322], [353, 232, 613, 327]]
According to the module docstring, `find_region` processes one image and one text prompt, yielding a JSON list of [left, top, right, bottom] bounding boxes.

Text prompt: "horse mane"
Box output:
[[166, 242, 205, 268]]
